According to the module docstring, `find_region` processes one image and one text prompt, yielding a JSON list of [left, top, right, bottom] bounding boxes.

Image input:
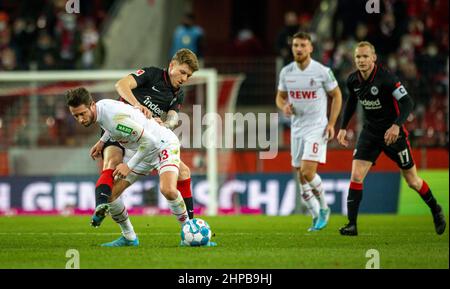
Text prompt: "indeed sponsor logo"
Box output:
[[143, 97, 163, 116], [360, 98, 382, 109]]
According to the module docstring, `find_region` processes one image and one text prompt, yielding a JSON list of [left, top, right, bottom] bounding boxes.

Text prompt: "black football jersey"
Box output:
[[123, 67, 185, 119], [346, 64, 409, 136]]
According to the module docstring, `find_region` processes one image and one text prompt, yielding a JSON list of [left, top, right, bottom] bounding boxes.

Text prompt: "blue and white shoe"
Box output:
[[101, 236, 139, 247], [90, 203, 110, 228], [314, 208, 331, 230], [307, 217, 319, 232]]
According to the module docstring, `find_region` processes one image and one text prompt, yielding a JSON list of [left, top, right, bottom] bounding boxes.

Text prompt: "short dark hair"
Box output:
[[66, 87, 93, 107], [292, 31, 312, 43]]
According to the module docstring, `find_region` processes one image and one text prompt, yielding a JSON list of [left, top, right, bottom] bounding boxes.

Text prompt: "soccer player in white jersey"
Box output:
[[276, 32, 342, 231], [66, 88, 215, 247]]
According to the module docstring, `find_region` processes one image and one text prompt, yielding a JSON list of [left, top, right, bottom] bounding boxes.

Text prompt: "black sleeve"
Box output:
[[169, 89, 185, 112], [394, 95, 414, 126], [384, 69, 413, 126], [340, 78, 358, 130], [130, 67, 159, 87]]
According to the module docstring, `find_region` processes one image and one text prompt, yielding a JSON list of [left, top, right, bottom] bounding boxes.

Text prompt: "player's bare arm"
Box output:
[[326, 86, 342, 140], [115, 75, 152, 118], [276, 90, 293, 117], [337, 84, 358, 148]]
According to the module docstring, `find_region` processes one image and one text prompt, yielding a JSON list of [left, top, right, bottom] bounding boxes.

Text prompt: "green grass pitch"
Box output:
[[0, 214, 447, 269]]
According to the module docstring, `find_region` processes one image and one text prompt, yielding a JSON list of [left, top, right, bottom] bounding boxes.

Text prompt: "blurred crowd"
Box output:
[[0, 0, 447, 148], [0, 0, 113, 71]]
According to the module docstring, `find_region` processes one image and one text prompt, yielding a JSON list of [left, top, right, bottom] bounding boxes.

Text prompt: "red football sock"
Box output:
[[177, 178, 194, 219], [95, 169, 114, 205], [177, 178, 192, 198], [417, 180, 430, 196]]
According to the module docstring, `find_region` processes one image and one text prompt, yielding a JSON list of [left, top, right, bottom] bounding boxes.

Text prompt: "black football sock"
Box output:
[[183, 197, 194, 219], [347, 182, 363, 226]]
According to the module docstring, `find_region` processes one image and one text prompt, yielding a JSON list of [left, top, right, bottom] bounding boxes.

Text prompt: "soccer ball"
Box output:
[[180, 218, 212, 246]]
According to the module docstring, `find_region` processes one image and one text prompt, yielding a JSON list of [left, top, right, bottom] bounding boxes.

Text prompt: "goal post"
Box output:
[[0, 69, 220, 216]]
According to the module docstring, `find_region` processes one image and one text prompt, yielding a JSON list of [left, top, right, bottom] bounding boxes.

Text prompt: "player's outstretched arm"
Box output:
[[115, 75, 152, 118]]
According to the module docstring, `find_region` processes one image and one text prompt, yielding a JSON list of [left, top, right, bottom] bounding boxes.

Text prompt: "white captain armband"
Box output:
[[392, 84, 408, 100]]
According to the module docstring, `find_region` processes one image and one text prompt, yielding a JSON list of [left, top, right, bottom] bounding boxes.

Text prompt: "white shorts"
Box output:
[[123, 141, 181, 184], [291, 131, 327, 167]]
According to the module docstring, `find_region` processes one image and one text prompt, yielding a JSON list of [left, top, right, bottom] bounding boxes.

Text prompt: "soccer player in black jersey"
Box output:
[[337, 42, 446, 236], [89, 49, 199, 227]]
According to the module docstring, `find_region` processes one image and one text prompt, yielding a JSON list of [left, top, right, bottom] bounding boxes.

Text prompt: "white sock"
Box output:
[[309, 174, 328, 210], [167, 190, 190, 226], [301, 183, 320, 219], [108, 197, 136, 241]]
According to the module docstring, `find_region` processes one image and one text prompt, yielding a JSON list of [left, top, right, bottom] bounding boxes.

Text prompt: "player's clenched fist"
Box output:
[[337, 129, 349, 147], [90, 140, 105, 160]]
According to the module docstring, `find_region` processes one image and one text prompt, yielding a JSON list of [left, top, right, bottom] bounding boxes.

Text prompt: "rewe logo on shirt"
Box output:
[[290, 90, 317, 100]]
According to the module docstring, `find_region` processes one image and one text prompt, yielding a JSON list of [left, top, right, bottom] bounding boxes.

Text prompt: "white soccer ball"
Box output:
[[180, 218, 212, 246]]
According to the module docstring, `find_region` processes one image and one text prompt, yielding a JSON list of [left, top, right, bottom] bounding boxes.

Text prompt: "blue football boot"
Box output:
[[90, 203, 110, 228], [307, 217, 319, 232], [314, 208, 331, 230], [101, 236, 139, 247]]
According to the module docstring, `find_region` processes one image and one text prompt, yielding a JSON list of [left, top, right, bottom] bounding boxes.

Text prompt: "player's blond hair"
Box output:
[[172, 48, 199, 72], [355, 41, 376, 54]]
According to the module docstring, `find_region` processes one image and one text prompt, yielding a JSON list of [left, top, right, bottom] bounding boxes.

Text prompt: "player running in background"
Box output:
[[276, 32, 343, 231], [89, 49, 198, 227], [337, 41, 446, 236], [67, 88, 193, 247]]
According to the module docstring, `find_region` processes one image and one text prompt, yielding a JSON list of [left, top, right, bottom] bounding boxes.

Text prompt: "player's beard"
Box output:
[[294, 53, 310, 64], [82, 116, 94, 127]]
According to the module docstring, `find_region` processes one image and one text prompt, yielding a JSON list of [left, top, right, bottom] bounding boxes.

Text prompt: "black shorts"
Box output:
[[353, 128, 415, 170], [100, 129, 125, 158]]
